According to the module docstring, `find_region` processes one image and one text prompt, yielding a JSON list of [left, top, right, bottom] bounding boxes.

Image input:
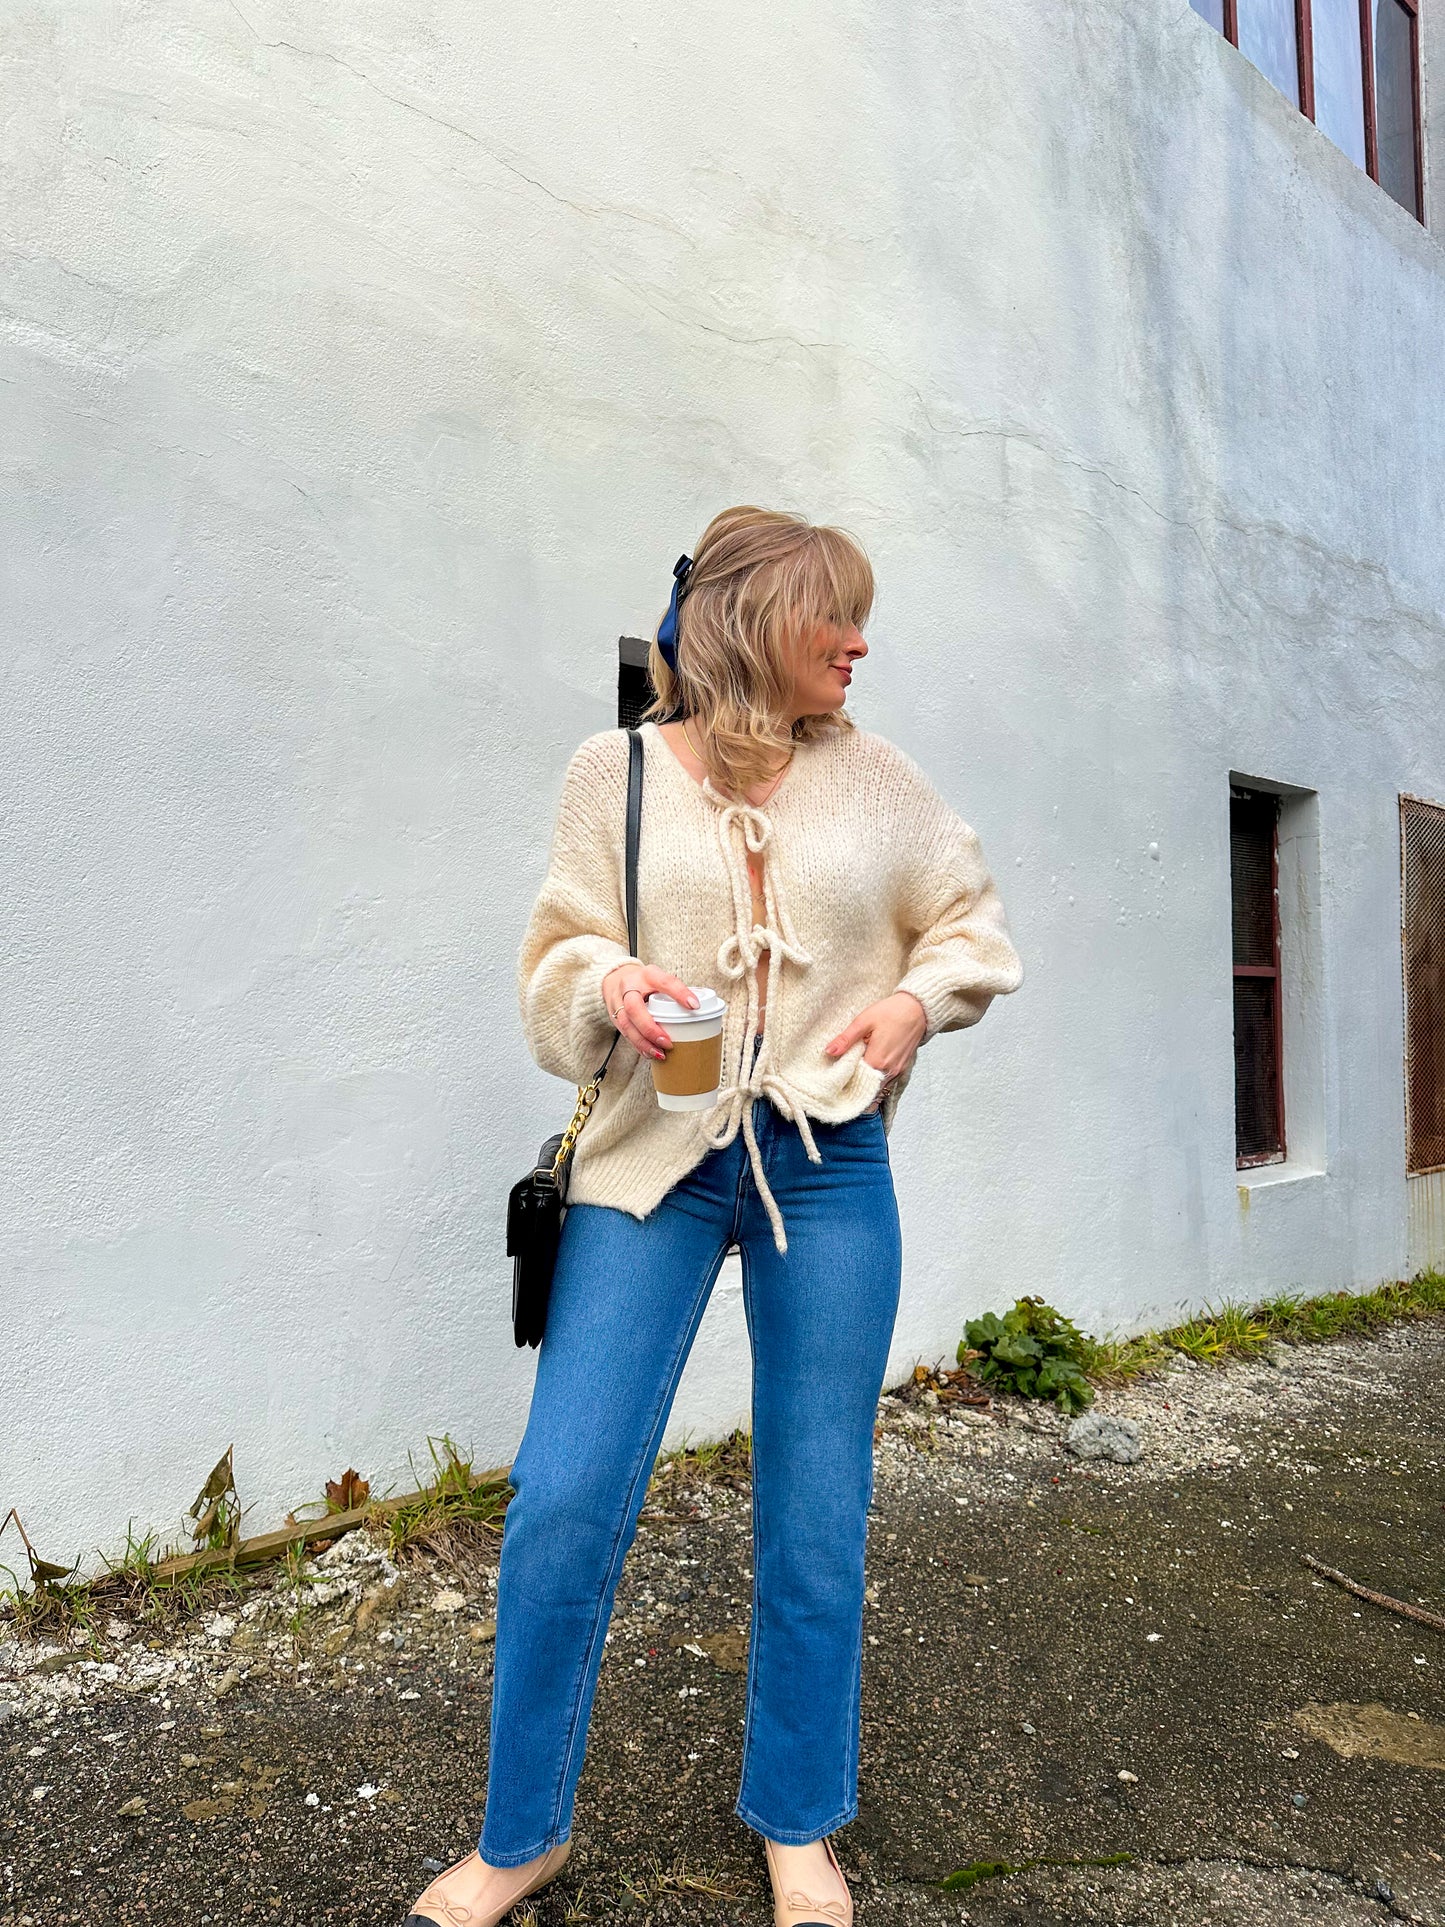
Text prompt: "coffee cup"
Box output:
[[645, 987, 727, 1109]]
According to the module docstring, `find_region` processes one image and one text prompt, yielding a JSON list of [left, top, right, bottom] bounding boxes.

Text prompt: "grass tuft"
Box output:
[[0, 1519, 253, 1646], [1075, 1268, 1445, 1389], [370, 1435, 510, 1579], [651, 1428, 752, 1493]]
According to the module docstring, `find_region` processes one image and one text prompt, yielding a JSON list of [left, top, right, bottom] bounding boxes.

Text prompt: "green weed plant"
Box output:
[[960, 1296, 1096, 1413]]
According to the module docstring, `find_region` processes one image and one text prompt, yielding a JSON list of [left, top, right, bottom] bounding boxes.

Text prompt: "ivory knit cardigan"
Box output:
[[517, 719, 1024, 1253]]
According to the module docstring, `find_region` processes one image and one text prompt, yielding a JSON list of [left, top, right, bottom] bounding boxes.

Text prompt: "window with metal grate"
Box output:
[[1401, 794, 1445, 1176], [616, 636, 655, 729], [1231, 785, 1287, 1165]]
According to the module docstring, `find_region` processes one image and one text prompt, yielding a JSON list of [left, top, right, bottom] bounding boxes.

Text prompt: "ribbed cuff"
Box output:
[[894, 965, 984, 1041]]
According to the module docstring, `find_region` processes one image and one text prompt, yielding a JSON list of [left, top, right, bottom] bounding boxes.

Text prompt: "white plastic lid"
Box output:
[[644, 986, 727, 1024]]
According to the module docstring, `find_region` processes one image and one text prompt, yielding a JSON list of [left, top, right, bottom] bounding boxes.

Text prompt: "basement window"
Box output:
[[1188, 0, 1424, 221], [617, 636, 655, 729], [1401, 794, 1445, 1176], [1231, 785, 1286, 1166]]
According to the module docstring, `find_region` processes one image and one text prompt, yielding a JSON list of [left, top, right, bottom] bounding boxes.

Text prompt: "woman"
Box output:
[[402, 507, 1024, 1927]]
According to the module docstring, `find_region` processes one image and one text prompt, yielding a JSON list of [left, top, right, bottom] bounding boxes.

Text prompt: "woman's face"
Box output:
[[789, 619, 868, 717]]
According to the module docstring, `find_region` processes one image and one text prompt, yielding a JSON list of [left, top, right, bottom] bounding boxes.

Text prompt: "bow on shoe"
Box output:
[[403, 1899, 474, 1927], [780, 1900, 849, 1927]]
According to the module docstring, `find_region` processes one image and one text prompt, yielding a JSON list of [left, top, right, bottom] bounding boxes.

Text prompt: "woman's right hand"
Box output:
[[601, 964, 699, 1061]]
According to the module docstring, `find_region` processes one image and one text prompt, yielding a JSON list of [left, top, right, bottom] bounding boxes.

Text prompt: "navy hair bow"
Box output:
[[656, 553, 694, 672]]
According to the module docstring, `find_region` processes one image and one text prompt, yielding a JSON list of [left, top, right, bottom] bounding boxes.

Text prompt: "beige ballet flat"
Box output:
[[400, 1840, 571, 1926], [764, 1834, 853, 1927]]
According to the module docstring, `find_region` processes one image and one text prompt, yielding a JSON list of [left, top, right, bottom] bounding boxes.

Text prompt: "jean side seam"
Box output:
[[843, 1574, 865, 1814], [544, 1236, 731, 1841], [735, 1236, 766, 1801]]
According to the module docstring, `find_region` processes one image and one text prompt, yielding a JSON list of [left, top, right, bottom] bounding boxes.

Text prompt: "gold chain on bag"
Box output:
[[548, 1069, 607, 1182]]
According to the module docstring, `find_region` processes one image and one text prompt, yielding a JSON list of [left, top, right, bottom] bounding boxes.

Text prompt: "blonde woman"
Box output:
[[402, 508, 1024, 1927]]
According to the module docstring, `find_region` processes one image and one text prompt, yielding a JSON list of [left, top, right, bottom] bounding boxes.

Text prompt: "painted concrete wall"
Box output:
[[4, 0, 1443, 1567]]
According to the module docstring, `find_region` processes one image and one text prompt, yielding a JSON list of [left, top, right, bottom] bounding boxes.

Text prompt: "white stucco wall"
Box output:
[[4, 0, 1443, 1567]]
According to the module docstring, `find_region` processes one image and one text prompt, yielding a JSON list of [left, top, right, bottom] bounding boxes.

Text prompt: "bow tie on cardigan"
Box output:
[[696, 780, 819, 1255]]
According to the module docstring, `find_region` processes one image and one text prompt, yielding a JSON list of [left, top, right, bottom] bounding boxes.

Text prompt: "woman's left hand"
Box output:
[[824, 990, 928, 1087]]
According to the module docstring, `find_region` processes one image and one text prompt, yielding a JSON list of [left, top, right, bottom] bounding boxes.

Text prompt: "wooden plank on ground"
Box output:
[[148, 1465, 512, 1584]]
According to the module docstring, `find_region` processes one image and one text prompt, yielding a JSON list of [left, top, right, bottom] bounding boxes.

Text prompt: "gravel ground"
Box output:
[[2, 1320, 1443, 1926]]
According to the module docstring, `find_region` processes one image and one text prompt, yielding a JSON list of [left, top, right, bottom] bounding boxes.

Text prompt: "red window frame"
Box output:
[[1213, 0, 1424, 221]]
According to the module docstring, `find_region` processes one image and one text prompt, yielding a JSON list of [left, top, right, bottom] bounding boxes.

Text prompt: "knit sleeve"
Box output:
[[886, 748, 1025, 1041], [516, 732, 642, 1083]]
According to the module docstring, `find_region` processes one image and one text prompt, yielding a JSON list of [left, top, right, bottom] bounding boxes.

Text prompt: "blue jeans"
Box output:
[[480, 1082, 902, 1863]]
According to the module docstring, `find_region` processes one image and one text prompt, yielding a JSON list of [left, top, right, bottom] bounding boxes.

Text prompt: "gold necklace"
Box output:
[[682, 722, 792, 804]]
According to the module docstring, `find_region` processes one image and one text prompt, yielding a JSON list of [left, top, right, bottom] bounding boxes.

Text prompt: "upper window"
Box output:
[[1189, 0, 1424, 222]]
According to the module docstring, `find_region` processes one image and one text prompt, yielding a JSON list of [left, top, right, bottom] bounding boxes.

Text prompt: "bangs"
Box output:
[[795, 524, 874, 632]]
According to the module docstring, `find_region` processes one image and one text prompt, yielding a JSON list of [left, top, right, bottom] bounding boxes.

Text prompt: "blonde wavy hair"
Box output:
[[644, 506, 874, 795]]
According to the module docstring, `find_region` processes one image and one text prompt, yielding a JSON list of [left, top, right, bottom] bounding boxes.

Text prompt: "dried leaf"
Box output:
[[30, 1555, 78, 1586], [325, 1469, 370, 1514], [0, 1508, 78, 1589], [188, 1448, 236, 1522]]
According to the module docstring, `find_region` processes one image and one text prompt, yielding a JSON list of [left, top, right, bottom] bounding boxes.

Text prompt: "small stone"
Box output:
[[305, 1793, 320, 1808], [469, 1621, 497, 1644], [431, 1591, 466, 1614], [180, 1754, 201, 1769], [211, 1668, 241, 1699], [1292, 1792, 1308, 1808], [421, 1858, 445, 1874], [1117, 1770, 1138, 1783], [357, 1783, 380, 1801], [1064, 1415, 1143, 1464], [117, 1797, 147, 1817]]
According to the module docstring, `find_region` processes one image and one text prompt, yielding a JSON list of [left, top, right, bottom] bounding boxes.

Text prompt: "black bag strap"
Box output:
[[624, 724, 642, 958], [543, 727, 645, 1184], [596, 727, 644, 1078]]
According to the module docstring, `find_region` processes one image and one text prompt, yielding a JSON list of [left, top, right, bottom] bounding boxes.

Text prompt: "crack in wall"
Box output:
[[216, 15, 693, 245]]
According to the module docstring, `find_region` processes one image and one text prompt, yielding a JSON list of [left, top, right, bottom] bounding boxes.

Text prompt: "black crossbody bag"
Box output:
[[506, 727, 644, 1348]]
